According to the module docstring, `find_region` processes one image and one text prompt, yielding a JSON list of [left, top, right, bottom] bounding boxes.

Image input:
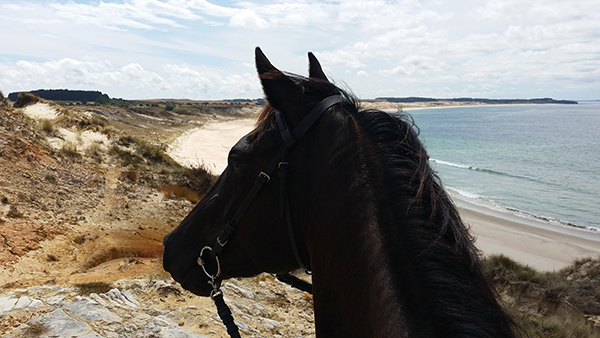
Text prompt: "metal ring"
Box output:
[[197, 246, 221, 279]]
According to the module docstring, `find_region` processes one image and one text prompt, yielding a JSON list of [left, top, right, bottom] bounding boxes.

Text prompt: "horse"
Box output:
[[163, 47, 519, 337]]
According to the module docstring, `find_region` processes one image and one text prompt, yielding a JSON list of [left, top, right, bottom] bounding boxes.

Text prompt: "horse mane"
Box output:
[[255, 74, 518, 337], [353, 109, 518, 337]]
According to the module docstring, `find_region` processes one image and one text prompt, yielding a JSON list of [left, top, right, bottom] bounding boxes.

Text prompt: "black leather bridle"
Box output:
[[197, 95, 345, 338]]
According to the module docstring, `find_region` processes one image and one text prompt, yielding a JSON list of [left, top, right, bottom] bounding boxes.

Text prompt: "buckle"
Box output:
[[216, 236, 228, 247], [258, 171, 270, 183]]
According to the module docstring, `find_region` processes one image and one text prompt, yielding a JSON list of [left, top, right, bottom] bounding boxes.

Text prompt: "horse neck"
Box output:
[[302, 112, 516, 338], [302, 117, 409, 336], [309, 212, 409, 337]]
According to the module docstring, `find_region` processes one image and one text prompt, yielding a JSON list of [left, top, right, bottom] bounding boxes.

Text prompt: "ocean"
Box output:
[[404, 103, 600, 232]]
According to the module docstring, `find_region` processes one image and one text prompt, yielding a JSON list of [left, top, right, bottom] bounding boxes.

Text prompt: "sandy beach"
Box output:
[[168, 117, 600, 272]]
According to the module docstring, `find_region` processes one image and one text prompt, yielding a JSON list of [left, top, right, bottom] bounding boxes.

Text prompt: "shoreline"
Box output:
[[167, 113, 600, 272], [451, 192, 600, 271]]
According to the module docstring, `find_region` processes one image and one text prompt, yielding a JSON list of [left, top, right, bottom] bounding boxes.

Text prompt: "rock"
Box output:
[[5, 309, 102, 338], [156, 326, 207, 338], [100, 288, 138, 308], [13, 296, 32, 310], [46, 295, 67, 306], [64, 296, 122, 323], [223, 282, 255, 299], [0, 297, 18, 314], [0, 276, 315, 337], [259, 317, 281, 330], [89, 293, 110, 306]]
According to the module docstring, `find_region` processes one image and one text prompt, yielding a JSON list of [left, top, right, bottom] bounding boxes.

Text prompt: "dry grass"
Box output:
[[60, 141, 80, 158], [74, 281, 114, 295], [40, 118, 54, 133], [158, 184, 201, 203], [483, 255, 600, 338], [82, 242, 164, 270], [13, 92, 40, 108], [21, 323, 49, 337], [0, 90, 8, 107]]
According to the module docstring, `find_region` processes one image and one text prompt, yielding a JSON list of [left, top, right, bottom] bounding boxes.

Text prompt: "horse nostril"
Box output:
[[163, 232, 171, 246]]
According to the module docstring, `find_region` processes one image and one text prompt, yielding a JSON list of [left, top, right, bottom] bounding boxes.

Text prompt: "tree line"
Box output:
[[7, 89, 107, 103]]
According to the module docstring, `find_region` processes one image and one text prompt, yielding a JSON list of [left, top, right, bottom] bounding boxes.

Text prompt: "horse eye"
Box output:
[[231, 160, 242, 173]]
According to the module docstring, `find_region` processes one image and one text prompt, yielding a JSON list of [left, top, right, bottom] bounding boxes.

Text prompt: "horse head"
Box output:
[[162, 48, 341, 296]]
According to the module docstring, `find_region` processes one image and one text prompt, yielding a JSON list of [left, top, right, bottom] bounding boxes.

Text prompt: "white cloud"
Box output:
[[0, 58, 262, 99], [50, 1, 187, 30], [229, 10, 269, 29], [1, 0, 600, 100]]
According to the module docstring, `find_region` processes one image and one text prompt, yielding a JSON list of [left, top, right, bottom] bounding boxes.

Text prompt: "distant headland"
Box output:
[[7, 89, 578, 107], [376, 97, 578, 105]]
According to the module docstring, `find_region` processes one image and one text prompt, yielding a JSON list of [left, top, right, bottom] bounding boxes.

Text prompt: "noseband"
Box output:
[[197, 95, 344, 337]]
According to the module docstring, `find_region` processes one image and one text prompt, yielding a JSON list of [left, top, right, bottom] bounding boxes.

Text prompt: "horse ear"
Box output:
[[255, 47, 305, 124], [308, 52, 328, 81]]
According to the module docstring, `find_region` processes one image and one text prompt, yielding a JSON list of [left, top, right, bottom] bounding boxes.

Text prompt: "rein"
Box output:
[[197, 95, 344, 337]]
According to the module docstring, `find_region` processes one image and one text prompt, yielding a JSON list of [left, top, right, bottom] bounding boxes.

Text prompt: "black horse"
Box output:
[[163, 48, 518, 337]]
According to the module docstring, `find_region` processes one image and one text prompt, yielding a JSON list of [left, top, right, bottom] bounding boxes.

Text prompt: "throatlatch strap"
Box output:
[[276, 273, 313, 294]]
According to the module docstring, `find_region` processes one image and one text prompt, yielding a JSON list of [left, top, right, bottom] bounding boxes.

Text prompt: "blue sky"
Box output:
[[1, 0, 599, 100]]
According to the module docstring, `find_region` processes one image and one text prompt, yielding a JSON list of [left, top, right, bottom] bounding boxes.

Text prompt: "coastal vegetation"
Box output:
[[484, 254, 600, 337]]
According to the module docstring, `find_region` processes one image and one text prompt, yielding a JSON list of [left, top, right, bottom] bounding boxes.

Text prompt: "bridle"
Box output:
[[196, 95, 345, 338]]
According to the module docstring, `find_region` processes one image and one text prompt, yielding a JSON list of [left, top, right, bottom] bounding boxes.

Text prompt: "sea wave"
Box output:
[[447, 188, 600, 233], [431, 159, 506, 176], [430, 158, 544, 184]]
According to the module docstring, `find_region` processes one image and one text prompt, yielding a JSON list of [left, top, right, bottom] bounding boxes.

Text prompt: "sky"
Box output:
[[1, 0, 599, 101]]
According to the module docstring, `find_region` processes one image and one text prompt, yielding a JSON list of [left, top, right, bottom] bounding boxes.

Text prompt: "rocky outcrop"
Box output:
[[1, 275, 315, 338]]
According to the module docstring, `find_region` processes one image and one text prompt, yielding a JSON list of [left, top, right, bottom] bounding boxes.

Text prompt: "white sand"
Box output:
[[168, 118, 600, 271], [23, 102, 59, 119], [168, 118, 256, 174], [22, 102, 109, 152]]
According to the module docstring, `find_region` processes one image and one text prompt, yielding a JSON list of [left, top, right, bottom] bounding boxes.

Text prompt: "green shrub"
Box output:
[[165, 103, 176, 111]]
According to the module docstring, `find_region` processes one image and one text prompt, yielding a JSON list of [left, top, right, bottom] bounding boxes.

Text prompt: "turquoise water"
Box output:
[[405, 103, 600, 231]]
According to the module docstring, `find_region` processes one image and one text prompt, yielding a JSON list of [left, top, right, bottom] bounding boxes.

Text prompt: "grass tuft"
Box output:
[[22, 323, 49, 337], [60, 141, 80, 158], [74, 281, 113, 295], [40, 118, 54, 133]]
